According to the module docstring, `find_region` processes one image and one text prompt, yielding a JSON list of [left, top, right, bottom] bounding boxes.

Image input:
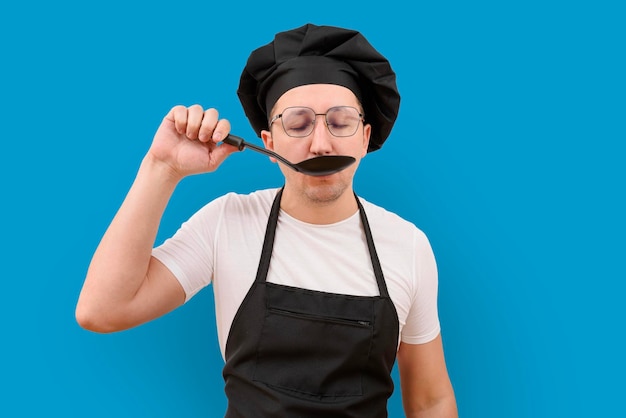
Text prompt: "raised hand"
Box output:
[[148, 104, 237, 179]]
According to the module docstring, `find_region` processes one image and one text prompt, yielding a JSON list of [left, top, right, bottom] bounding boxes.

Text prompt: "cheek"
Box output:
[[276, 140, 309, 156]]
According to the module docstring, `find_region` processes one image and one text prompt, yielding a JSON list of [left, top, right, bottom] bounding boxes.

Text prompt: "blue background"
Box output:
[[1, 1, 624, 416]]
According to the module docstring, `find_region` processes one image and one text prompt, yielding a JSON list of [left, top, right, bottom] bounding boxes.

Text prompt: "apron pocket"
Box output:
[[253, 286, 374, 399]]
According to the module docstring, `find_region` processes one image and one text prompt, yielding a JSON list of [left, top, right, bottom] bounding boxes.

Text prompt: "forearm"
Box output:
[[405, 394, 458, 418], [398, 338, 458, 418], [76, 155, 180, 328]]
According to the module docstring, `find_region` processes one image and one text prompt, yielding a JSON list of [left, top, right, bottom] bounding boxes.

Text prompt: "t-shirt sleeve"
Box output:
[[152, 198, 224, 302], [400, 229, 441, 344]]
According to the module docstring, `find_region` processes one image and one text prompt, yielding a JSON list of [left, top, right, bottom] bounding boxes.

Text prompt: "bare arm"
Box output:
[[76, 105, 236, 332], [397, 335, 458, 418]]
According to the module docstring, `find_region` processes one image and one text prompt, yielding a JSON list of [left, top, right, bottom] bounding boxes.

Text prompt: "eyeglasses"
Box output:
[[269, 106, 364, 138]]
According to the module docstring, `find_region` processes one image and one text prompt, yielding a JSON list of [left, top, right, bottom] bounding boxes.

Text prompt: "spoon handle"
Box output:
[[223, 134, 299, 171], [222, 134, 246, 151]]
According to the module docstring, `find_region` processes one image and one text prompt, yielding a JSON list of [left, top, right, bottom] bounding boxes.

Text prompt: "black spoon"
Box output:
[[223, 134, 356, 176]]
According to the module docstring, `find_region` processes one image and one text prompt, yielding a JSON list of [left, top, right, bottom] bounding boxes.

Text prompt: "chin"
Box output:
[[302, 177, 350, 204]]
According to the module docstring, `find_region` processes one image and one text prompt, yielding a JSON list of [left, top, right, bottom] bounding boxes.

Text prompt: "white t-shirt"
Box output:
[[153, 188, 440, 359]]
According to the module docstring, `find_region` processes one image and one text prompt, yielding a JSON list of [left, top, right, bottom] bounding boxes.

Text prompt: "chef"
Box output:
[[76, 23, 457, 417]]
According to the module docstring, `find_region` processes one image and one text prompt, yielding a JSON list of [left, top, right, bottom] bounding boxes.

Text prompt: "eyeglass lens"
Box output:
[[281, 106, 362, 137]]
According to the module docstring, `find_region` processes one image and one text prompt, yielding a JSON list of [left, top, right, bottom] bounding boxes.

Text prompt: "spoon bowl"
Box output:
[[223, 134, 355, 176]]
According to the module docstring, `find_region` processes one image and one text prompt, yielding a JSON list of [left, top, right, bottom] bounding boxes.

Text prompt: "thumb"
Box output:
[[210, 142, 240, 167]]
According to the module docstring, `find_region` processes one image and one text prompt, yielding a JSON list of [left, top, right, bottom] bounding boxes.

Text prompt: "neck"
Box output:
[[280, 183, 358, 224]]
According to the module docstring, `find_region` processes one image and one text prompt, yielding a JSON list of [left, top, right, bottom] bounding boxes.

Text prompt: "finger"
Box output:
[[212, 118, 232, 143], [198, 108, 219, 142], [169, 105, 189, 135], [185, 104, 205, 140]]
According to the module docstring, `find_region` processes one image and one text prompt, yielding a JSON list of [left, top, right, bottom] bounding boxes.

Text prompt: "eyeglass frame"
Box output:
[[269, 106, 365, 138]]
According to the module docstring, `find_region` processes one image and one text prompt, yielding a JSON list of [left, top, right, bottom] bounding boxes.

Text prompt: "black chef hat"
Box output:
[[237, 23, 400, 152]]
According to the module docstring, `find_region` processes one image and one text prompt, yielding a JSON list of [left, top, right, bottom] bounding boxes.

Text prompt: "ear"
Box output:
[[260, 129, 277, 163], [361, 123, 372, 157]]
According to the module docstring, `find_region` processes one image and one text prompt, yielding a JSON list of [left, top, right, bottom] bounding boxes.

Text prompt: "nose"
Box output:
[[309, 115, 333, 155]]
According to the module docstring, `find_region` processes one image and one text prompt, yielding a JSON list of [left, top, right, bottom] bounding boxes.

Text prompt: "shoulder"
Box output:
[[196, 188, 279, 218], [357, 196, 430, 245], [357, 196, 435, 280]]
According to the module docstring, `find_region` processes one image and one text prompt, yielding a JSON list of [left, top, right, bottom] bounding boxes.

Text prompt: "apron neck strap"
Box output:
[[254, 187, 283, 284], [355, 193, 390, 298]]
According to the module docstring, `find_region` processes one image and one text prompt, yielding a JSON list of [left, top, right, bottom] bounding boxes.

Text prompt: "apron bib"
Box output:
[[222, 189, 399, 417]]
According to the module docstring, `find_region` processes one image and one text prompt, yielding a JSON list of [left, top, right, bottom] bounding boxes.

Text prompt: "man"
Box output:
[[76, 23, 458, 417]]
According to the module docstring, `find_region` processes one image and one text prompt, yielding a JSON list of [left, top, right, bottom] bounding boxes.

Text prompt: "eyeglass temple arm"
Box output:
[[222, 134, 296, 167]]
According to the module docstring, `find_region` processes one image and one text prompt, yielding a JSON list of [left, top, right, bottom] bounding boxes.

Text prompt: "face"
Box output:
[[261, 84, 371, 204]]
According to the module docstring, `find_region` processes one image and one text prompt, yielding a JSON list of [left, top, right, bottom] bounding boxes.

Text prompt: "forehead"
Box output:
[[273, 84, 360, 112]]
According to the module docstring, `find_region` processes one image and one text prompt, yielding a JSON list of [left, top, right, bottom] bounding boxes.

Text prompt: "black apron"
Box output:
[[222, 189, 400, 417]]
